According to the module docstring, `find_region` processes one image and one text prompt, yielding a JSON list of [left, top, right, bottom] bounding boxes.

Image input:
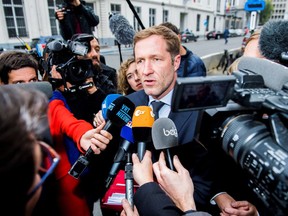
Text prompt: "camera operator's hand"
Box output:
[[80, 121, 113, 154], [132, 151, 154, 186], [55, 8, 65, 21], [153, 152, 196, 212], [220, 201, 258, 216]]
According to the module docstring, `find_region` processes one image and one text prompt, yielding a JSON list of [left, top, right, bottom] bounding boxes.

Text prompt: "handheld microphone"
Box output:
[[152, 118, 179, 171], [101, 94, 121, 120], [109, 13, 135, 45], [69, 96, 135, 179], [105, 123, 134, 188], [132, 106, 154, 161]]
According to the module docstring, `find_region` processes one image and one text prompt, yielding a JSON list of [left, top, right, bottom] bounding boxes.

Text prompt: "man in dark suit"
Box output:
[[123, 25, 257, 215]]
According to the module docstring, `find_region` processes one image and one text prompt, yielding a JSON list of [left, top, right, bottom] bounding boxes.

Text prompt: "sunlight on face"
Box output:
[[135, 35, 180, 99]]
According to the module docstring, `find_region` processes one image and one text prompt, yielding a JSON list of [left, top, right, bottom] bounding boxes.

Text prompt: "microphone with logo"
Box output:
[[105, 122, 134, 189], [101, 94, 121, 121], [69, 96, 135, 179], [152, 118, 179, 171], [132, 106, 154, 161]]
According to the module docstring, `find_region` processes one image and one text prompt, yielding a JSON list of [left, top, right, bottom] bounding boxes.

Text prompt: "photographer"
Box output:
[[55, 0, 99, 41]]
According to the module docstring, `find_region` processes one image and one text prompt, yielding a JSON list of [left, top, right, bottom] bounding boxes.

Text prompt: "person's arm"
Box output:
[[78, 0, 99, 26]]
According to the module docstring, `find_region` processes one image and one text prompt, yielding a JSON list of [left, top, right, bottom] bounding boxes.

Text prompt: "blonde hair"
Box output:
[[117, 57, 135, 95]]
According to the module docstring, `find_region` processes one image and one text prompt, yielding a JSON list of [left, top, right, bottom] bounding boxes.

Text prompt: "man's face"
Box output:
[[134, 35, 180, 100], [5, 67, 38, 84], [86, 38, 101, 68]]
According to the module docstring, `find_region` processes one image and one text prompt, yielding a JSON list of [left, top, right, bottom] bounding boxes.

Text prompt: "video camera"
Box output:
[[46, 34, 94, 92], [172, 69, 288, 215]]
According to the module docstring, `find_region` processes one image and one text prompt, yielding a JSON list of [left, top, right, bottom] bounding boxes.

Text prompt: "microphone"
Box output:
[[69, 96, 135, 179], [101, 94, 121, 120], [132, 106, 154, 161], [5, 81, 53, 99], [237, 57, 288, 91], [105, 123, 134, 188], [109, 13, 135, 45], [152, 118, 179, 171], [259, 20, 288, 64]]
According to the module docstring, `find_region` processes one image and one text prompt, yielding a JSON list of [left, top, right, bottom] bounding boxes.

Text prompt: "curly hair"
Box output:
[[117, 57, 136, 95]]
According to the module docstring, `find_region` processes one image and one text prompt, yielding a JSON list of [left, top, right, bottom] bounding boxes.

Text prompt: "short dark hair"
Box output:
[[159, 22, 180, 35], [0, 51, 38, 84]]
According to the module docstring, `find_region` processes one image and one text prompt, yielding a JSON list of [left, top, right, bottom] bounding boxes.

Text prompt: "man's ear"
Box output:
[[173, 54, 181, 71]]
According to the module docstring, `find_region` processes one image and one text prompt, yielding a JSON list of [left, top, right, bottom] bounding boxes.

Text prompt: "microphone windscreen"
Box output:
[[120, 123, 134, 143], [152, 118, 178, 150], [237, 57, 288, 91], [109, 14, 135, 45], [102, 94, 121, 120], [5, 81, 53, 99], [106, 96, 135, 127], [132, 106, 154, 142]]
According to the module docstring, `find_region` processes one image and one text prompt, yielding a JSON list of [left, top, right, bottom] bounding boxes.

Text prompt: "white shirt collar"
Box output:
[[148, 89, 174, 106]]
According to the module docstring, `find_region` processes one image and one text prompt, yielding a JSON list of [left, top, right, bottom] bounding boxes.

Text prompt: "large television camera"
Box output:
[[172, 60, 288, 215], [46, 34, 95, 92]]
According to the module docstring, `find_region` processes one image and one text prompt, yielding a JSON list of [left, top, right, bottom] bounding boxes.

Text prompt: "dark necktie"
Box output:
[[151, 101, 165, 120]]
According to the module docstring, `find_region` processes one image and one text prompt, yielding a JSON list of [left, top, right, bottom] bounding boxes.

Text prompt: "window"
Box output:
[[111, 4, 121, 14], [48, 0, 62, 35], [3, 0, 27, 37], [163, 10, 169, 22], [133, 6, 142, 31], [149, 8, 156, 27], [196, 14, 200, 31]]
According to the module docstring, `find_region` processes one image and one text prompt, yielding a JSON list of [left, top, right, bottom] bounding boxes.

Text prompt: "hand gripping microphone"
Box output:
[[69, 96, 135, 179], [152, 118, 179, 171], [101, 94, 121, 120], [105, 123, 134, 188], [132, 106, 154, 161], [109, 13, 135, 45]]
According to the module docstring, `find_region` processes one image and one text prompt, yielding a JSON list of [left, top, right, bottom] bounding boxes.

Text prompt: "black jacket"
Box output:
[[57, 0, 99, 41]]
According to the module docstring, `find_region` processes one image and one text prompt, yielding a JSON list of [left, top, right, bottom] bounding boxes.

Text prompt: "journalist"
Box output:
[[0, 50, 39, 84], [0, 86, 59, 216], [46, 40, 119, 215], [71, 33, 118, 93], [55, 0, 99, 41]]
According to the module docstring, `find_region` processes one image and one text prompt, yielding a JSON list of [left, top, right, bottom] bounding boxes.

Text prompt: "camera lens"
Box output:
[[67, 59, 93, 84], [221, 114, 269, 164]]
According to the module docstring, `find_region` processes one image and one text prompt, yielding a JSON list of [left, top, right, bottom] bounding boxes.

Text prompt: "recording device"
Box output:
[[152, 118, 179, 171], [109, 13, 135, 45], [105, 123, 134, 189], [173, 58, 288, 214], [69, 96, 135, 179], [101, 94, 121, 120], [132, 106, 154, 161], [46, 35, 94, 91]]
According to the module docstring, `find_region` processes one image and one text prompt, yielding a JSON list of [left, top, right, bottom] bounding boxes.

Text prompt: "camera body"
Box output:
[[172, 70, 288, 215], [47, 36, 94, 90]]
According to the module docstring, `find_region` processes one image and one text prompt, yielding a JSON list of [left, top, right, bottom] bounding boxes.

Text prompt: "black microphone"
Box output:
[[69, 96, 135, 179], [152, 118, 179, 171], [5, 81, 53, 99], [132, 106, 154, 161], [237, 57, 288, 91], [105, 123, 134, 189], [109, 13, 135, 45]]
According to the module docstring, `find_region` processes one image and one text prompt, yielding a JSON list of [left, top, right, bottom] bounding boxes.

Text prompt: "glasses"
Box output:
[[26, 141, 60, 200]]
